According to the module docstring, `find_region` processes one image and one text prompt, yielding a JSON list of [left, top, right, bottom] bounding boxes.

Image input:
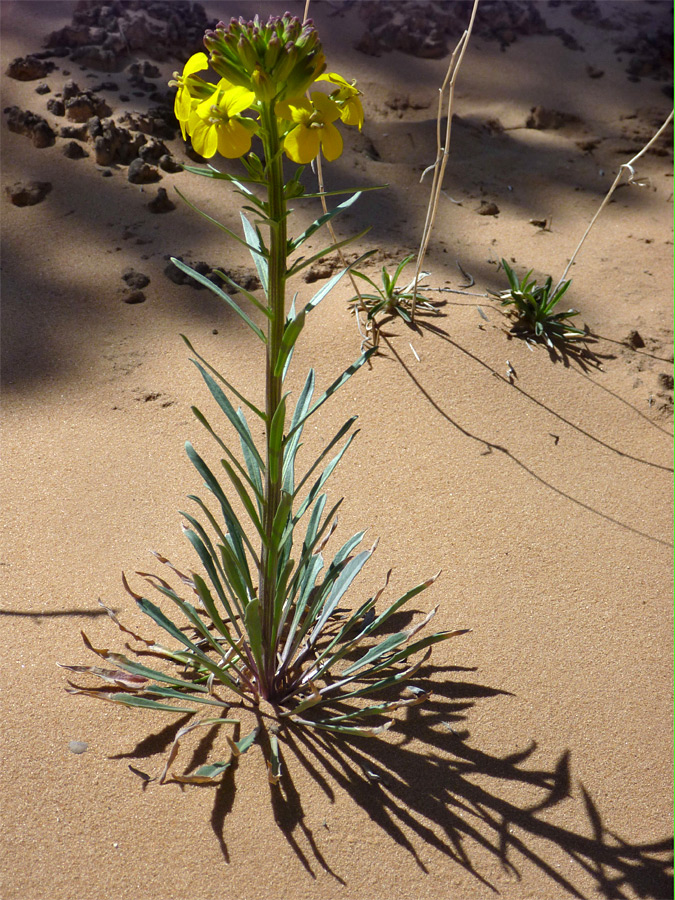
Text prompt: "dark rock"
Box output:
[[46, 98, 66, 117], [159, 153, 183, 174], [4, 107, 55, 148], [59, 123, 89, 140], [625, 329, 645, 349], [6, 55, 54, 81], [477, 201, 500, 216], [65, 92, 112, 122], [123, 290, 146, 304], [90, 81, 119, 92], [147, 187, 176, 213], [100, 168, 113, 177], [6, 180, 52, 206], [123, 268, 150, 290], [526, 106, 580, 130], [138, 138, 169, 163], [303, 261, 337, 283], [127, 158, 160, 184], [118, 108, 177, 141], [62, 140, 89, 159], [92, 118, 146, 166], [62, 80, 82, 101], [32, 121, 55, 148], [657, 373, 674, 391], [35, 82, 51, 95], [165, 256, 212, 288], [128, 61, 161, 80], [70, 45, 126, 73], [45, 23, 99, 50]]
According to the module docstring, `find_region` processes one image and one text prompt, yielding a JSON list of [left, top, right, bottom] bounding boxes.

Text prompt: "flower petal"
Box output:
[[217, 119, 254, 158], [276, 97, 311, 124], [340, 96, 364, 129], [310, 91, 340, 124], [284, 124, 320, 164], [218, 84, 255, 117], [184, 52, 208, 78], [320, 122, 343, 161], [189, 117, 218, 158]]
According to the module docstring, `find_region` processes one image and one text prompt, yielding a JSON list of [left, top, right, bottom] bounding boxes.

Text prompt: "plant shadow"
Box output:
[[269, 674, 674, 898]]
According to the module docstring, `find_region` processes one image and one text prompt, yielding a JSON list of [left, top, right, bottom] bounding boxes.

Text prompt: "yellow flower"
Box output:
[[188, 81, 257, 159], [171, 52, 215, 140], [316, 73, 364, 130], [276, 92, 343, 164]]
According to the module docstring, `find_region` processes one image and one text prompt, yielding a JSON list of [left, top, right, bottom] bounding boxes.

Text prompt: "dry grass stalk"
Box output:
[[554, 108, 674, 292], [411, 0, 480, 321]]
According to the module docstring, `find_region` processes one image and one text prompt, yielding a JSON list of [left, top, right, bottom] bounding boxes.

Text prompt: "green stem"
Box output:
[[260, 101, 287, 697]]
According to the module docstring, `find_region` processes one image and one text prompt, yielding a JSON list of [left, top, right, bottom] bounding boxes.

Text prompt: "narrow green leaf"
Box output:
[[182, 336, 265, 421], [211, 268, 270, 318], [303, 250, 376, 315], [174, 187, 267, 258], [268, 731, 282, 784], [289, 191, 363, 252], [287, 349, 377, 440], [244, 598, 264, 672], [298, 183, 388, 199], [221, 460, 266, 541], [309, 548, 372, 643], [274, 308, 306, 377], [293, 417, 358, 500], [146, 686, 233, 708], [291, 716, 392, 737], [240, 211, 269, 295], [88, 692, 197, 713], [282, 369, 315, 494], [185, 442, 259, 566], [340, 630, 409, 676], [269, 394, 288, 485], [80, 631, 209, 691], [287, 229, 372, 278], [171, 257, 266, 343], [293, 429, 358, 523]]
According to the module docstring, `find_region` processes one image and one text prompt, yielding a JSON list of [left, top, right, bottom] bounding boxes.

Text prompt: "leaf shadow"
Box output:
[[277, 685, 673, 899]]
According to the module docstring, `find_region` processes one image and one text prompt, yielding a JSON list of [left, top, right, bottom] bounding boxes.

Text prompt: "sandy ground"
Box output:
[[1, 1, 673, 898]]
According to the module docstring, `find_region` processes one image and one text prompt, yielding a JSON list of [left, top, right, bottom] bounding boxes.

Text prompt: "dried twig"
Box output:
[[411, 0, 480, 320], [555, 109, 673, 292]]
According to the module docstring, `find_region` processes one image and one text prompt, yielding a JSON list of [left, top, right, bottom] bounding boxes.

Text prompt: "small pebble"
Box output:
[[68, 740, 88, 754]]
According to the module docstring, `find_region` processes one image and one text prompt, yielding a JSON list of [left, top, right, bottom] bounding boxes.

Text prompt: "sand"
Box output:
[[1, 1, 673, 898]]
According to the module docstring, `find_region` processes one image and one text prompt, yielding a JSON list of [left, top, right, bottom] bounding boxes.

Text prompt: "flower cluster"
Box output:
[[170, 13, 363, 163]]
